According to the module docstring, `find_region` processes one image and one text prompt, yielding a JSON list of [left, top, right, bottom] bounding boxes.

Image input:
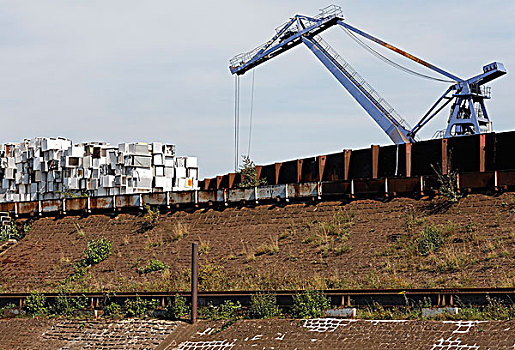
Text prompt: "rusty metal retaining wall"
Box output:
[[4, 132, 515, 217], [2, 169, 515, 217], [200, 131, 515, 190]]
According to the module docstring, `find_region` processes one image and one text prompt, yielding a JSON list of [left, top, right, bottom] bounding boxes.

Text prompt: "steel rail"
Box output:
[[1, 288, 513, 309]]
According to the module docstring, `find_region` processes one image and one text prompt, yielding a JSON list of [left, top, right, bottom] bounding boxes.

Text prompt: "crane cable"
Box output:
[[341, 26, 456, 83], [247, 70, 255, 158], [234, 75, 240, 172]]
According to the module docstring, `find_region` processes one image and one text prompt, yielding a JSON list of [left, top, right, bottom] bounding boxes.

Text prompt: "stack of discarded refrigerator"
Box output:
[[0, 137, 199, 202]]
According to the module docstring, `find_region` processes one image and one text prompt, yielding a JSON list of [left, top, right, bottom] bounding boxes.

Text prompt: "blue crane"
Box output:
[[229, 5, 507, 144]]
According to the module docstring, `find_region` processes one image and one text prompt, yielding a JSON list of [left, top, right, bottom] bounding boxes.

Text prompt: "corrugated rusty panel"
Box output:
[[484, 132, 496, 171], [228, 188, 255, 202], [198, 190, 217, 203], [278, 160, 297, 184], [387, 177, 420, 194], [228, 188, 245, 202], [90, 196, 114, 210], [142, 193, 166, 206], [170, 191, 194, 204], [301, 157, 317, 183], [322, 181, 351, 195], [216, 176, 227, 189], [259, 164, 275, 186], [448, 134, 480, 172], [412, 139, 442, 176], [270, 184, 286, 199], [378, 144, 406, 178], [257, 185, 286, 200], [41, 199, 61, 213], [18, 201, 38, 215], [497, 170, 515, 187], [116, 194, 140, 208], [287, 182, 318, 198], [204, 178, 216, 190], [348, 148, 371, 179], [0, 202, 15, 212], [353, 179, 385, 194], [423, 175, 439, 193], [66, 198, 87, 211], [459, 172, 495, 189], [492, 131, 515, 170], [323, 152, 344, 181]]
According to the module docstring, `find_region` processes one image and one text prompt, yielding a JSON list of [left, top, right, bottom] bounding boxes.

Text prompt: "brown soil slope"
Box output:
[[0, 193, 514, 292]]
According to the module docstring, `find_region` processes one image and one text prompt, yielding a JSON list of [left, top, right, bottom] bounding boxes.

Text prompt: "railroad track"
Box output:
[[1, 288, 513, 310]]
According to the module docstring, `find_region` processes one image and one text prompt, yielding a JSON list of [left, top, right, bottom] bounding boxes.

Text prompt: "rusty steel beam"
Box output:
[[405, 143, 412, 177], [317, 155, 326, 182], [296, 159, 303, 184], [228, 173, 236, 189], [343, 149, 352, 180], [255, 165, 263, 182], [479, 134, 486, 172], [441, 139, 448, 175], [274, 162, 282, 185], [371, 145, 379, 179]]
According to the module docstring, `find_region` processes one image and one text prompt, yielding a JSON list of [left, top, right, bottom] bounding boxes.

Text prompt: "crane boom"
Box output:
[[229, 5, 507, 143], [303, 35, 411, 143]]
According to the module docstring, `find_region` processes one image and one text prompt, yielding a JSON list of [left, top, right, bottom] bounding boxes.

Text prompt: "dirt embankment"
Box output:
[[0, 193, 514, 293]]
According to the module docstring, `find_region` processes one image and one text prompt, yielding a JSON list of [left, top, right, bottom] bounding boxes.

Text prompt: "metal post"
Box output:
[[191, 242, 198, 324]]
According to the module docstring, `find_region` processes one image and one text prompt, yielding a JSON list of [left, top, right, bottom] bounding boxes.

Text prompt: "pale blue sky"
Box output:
[[0, 1, 513, 177]]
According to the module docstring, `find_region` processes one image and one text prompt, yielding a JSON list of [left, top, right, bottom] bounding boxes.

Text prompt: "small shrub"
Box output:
[[26, 291, 47, 317], [199, 239, 210, 255], [137, 259, 169, 274], [239, 156, 267, 188], [0, 303, 17, 317], [143, 204, 160, 229], [199, 263, 228, 291], [357, 301, 423, 320], [431, 164, 460, 202], [254, 236, 279, 256], [166, 294, 190, 320], [418, 225, 445, 256], [82, 237, 112, 266], [0, 221, 30, 241], [449, 297, 515, 320], [249, 293, 281, 319], [333, 244, 352, 255], [404, 206, 425, 233], [291, 290, 330, 319], [201, 300, 242, 320], [170, 222, 188, 241], [104, 302, 122, 317], [53, 293, 88, 316], [124, 297, 158, 318]]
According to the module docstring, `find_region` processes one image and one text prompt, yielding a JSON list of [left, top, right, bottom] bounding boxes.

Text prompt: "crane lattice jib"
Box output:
[[229, 5, 507, 143]]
